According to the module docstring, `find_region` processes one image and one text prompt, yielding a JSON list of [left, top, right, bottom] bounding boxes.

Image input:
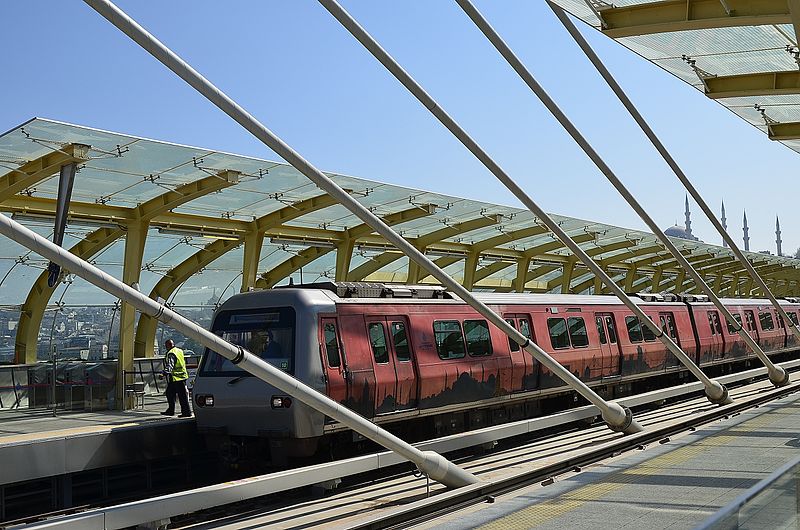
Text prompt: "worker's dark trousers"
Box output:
[[165, 379, 191, 416]]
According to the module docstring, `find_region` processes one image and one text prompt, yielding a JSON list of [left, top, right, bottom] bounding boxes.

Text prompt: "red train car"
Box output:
[[193, 283, 799, 462]]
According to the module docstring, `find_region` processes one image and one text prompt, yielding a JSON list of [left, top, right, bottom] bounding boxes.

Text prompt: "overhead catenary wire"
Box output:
[[316, 0, 731, 405], [543, 0, 792, 385]]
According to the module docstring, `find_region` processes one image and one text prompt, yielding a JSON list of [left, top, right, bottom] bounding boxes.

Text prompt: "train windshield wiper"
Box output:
[[227, 375, 248, 386]]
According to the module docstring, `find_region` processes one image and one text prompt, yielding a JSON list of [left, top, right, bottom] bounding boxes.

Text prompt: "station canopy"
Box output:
[[1, 117, 799, 317], [552, 0, 800, 154]]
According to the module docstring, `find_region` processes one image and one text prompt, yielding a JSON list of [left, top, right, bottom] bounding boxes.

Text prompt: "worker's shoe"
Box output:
[[161, 411, 174, 416], [178, 412, 192, 418]]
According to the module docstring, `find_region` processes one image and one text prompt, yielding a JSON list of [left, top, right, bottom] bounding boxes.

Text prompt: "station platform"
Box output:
[[0, 395, 199, 489], [431, 389, 800, 529], [0, 393, 180, 443]]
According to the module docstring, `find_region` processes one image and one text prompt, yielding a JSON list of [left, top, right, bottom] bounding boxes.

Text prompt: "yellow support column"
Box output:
[[514, 257, 530, 292], [241, 228, 264, 292], [117, 222, 147, 406]]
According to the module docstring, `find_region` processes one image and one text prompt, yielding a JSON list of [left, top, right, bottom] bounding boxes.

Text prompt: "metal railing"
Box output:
[[0, 356, 200, 411]]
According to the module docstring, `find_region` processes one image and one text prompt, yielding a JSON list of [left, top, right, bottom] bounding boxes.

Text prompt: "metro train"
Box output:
[[192, 282, 800, 463]]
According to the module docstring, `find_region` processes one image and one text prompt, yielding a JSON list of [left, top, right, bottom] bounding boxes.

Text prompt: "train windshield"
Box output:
[[199, 306, 296, 376]]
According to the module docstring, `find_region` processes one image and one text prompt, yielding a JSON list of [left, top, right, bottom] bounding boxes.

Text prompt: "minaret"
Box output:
[[776, 216, 782, 256], [684, 194, 692, 237], [721, 201, 728, 248], [743, 210, 750, 251]]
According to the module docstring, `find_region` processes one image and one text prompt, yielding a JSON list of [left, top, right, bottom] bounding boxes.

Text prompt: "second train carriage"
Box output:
[[192, 282, 800, 462]]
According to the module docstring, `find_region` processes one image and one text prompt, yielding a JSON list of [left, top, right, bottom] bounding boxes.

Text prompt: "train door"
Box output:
[[320, 317, 348, 405], [387, 318, 418, 410], [595, 313, 621, 376], [504, 314, 537, 390], [658, 312, 681, 367], [366, 317, 417, 414]]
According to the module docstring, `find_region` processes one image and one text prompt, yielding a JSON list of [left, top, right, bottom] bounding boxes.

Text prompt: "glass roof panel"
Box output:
[[0, 117, 797, 316], [552, 1, 800, 155]]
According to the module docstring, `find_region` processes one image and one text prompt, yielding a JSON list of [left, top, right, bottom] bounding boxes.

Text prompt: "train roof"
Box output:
[[271, 282, 800, 308]]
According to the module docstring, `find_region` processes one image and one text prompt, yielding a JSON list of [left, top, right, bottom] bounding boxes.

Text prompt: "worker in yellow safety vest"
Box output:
[[161, 339, 192, 417]]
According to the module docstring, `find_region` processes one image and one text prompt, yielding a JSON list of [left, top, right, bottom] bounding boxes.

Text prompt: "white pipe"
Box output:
[[80, 0, 641, 434], [455, 0, 786, 387], [316, 0, 729, 405], [546, 0, 795, 380], [0, 213, 477, 488]]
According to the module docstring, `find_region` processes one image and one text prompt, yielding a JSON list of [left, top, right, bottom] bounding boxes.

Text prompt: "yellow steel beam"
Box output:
[[0, 144, 90, 204], [259, 205, 434, 288], [133, 238, 242, 358], [704, 71, 800, 99], [137, 193, 341, 355], [14, 170, 239, 369], [405, 215, 501, 284], [472, 224, 550, 253], [14, 227, 123, 363], [598, 0, 791, 38], [768, 121, 800, 140]]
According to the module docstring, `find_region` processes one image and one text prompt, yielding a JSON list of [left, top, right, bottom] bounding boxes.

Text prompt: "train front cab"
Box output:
[[193, 288, 337, 462]]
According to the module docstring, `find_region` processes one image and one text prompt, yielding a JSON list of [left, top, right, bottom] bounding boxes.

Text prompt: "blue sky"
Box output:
[[1, 1, 797, 255]]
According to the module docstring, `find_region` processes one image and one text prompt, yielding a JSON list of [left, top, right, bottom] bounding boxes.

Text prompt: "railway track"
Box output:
[[164, 375, 800, 530]]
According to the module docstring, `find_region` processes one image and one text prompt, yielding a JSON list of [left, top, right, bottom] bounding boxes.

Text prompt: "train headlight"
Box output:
[[271, 395, 292, 409], [196, 394, 214, 407]]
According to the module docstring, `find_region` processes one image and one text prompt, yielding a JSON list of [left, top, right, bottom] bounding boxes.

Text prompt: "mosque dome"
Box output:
[[664, 225, 699, 241]]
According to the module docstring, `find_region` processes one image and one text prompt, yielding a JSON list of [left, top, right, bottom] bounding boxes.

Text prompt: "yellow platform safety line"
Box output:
[[478, 405, 784, 529]]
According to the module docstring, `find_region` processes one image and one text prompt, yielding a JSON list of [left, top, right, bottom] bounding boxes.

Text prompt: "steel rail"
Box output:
[[316, 0, 729, 406], [18, 359, 797, 530], [455, 0, 788, 388], [545, 0, 799, 379], [79, 0, 639, 435], [348, 379, 800, 530]]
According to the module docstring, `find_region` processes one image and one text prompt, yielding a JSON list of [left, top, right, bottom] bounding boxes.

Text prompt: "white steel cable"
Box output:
[[316, 0, 731, 404], [78, 0, 641, 438]]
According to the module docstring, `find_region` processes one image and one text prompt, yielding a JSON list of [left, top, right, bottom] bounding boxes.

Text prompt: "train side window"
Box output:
[[745, 310, 757, 332], [605, 316, 618, 343], [391, 322, 411, 362], [759, 311, 775, 331], [726, 313, 742, 334], [368, 323, 389, 364], [323, 322, 341, 368], [464, 320, 493, 356], [519, 318, 532, 340], [641, 317, 657, 342], [433, 320, 466, 360], [625, 316, 643, 343], [568, 317, 589, 347], [707, 312, 716, 336], [789, 312, 799, 326], [505, 319, 519, 352], [547, 318, 570, 350], [777, 313, 785, 329], [659, 313, 679, 342], [596, 316, 607, 345]]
